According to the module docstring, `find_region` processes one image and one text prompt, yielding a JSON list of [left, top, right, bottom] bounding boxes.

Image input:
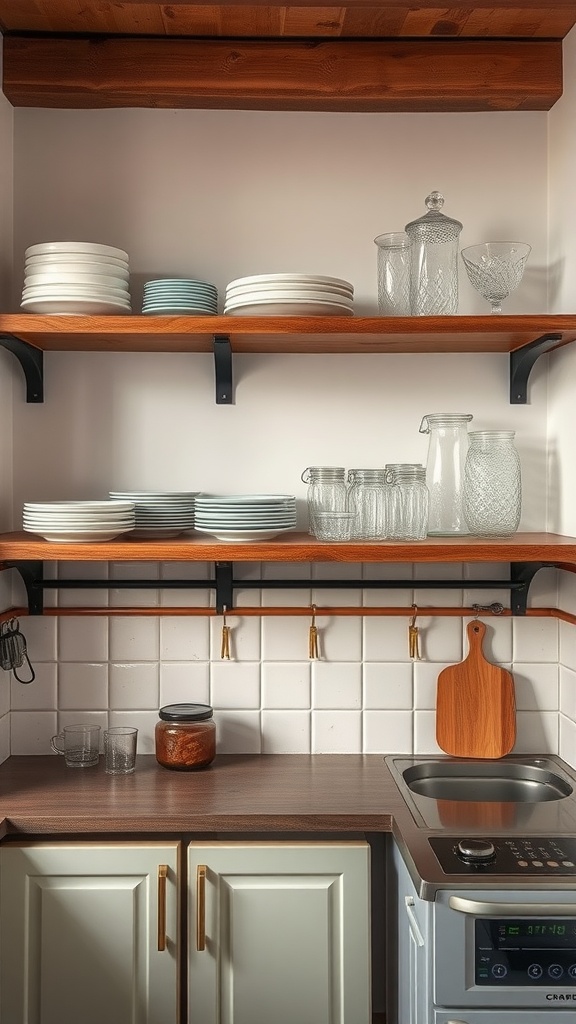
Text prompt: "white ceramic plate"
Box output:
[[195, 494, 295, 504], [144, 279, 217, 288], [23, 284, 130, 299], [25, 261, 131, 279], [25, 500, 134, 510], [224, 290, 353, 308], [194, 526, 295, 542], [25, 273, 130, 290], [23, 527, 135, 542], [225, 283, 353, 300], [110, 491, 199, 497], [226, 273, 353, 290], [21, 298, 132, 314], [25, 253, 129, 270], [142, 307, 217, 316], [25, 241, 130, 261], [224, 301, 354, 317]]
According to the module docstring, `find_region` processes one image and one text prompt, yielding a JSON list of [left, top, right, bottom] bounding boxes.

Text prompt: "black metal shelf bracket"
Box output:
[[510, 333, 562, 404], [7, 560, 45, 614], [509, 561, 549, 615], [0, 334, 44, 403], [213, 334, 233, 404]]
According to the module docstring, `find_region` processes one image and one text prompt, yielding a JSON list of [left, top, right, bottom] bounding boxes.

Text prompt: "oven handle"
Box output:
[[449, 896, 576, 916]]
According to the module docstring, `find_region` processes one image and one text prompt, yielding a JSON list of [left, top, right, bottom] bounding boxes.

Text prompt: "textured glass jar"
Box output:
[[419, 413, 473, 535], [405, 192, 463, 315], [346, 469, 387, 539], [374, 231, 411, 316], [387, 465, 429, 540], [301, 466, 348, 536], [155, 703, 216, 771], [464, 430, 522, 537]]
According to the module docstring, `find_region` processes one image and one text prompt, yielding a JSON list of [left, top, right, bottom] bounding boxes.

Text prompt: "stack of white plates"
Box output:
[[21, 242, 131, 315], [109, 490, 198, 538], [23, 500, 136, 542], [194, 494, 297, 541], [142, 279, 218, 316], [223, 274, 354, 317]]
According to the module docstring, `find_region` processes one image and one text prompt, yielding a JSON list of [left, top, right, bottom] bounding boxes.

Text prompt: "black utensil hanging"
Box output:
[[0, 618, 35, 684]]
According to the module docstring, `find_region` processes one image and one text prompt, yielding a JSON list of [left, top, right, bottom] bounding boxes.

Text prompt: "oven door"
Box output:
[[433, 888, 576, 1009]]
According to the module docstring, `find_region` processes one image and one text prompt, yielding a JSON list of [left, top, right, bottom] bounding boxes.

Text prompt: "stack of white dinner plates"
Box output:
[[194, 494, 297, 541], [142, 279, 218, 315], [109, 490, 198, 538], [223, 274, 354, 316], [21, 242, 131, 315], [23, 500, 136, 542]]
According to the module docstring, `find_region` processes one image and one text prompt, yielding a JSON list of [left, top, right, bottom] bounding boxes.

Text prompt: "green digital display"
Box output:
[[502, 923, 566, 937]]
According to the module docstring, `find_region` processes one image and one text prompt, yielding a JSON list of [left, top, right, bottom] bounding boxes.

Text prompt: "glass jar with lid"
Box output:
[[346, 468, 387, 539], [405, 191, 463, 315], [301, 466, 348, 536], [387, 464, 429, 540], [155, 703, 216, 771]]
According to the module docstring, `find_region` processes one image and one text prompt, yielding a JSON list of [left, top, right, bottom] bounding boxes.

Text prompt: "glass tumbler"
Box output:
[[374, 232, 411, 316], [464, 430, 522, 537], [301, 466, 348, 536]]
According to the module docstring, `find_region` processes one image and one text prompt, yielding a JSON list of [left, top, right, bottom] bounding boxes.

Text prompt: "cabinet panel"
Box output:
[[0, 842, 180, 1024], [188, 841, 371, 1024]]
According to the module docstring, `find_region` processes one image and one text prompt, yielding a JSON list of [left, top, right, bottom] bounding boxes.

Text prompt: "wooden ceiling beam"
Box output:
[[2, 35, 562, 112]]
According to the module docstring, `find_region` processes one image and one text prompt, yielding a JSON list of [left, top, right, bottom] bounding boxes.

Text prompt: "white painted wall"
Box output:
[[0, 40, 14, 763], [548, 24, 576, 766], [1, 83, 568, 761]]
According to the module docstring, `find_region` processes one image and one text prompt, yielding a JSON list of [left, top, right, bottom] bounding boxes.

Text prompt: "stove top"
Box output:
[[429, 836, 576, 877]]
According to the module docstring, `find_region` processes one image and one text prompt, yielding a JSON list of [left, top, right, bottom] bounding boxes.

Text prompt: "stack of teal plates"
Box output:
[[142, 278, 218, 315]]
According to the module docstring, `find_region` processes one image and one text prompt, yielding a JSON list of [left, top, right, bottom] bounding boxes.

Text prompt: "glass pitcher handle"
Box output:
[[418, 415, 430, 434]]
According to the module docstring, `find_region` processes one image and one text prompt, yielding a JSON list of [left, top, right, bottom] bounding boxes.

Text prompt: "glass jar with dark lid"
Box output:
[[155, 703, 216, 771]]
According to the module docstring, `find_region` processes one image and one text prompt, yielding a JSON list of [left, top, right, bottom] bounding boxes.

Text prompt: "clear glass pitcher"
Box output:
[[419, 413, 473, 535], [464, 430, 522, 536]]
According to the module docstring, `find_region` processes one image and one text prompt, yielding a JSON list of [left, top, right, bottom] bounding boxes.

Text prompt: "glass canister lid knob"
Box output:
[[405, 191, 463, 241]]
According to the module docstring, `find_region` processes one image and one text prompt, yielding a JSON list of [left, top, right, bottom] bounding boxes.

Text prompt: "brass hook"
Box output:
[[220, 605, 231, 660], [309, 604, 320, 660], [408, 604, 422, 661]]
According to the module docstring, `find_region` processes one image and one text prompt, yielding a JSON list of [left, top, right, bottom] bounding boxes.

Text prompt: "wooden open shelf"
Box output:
[[2, 531, 576, 565], [2, 313, 576, 355]]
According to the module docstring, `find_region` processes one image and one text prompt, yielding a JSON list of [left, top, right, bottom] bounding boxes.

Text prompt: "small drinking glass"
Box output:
[[374, 231, 411, 316], [313, 511, 357, 541], [104, 727, 138, 774]]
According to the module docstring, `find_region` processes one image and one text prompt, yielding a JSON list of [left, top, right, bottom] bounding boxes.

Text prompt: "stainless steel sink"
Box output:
[[401, 760, 573, 803], [386, 756, 576, 831]]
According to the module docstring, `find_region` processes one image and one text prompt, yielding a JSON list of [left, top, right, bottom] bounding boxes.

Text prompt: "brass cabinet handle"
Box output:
[[196, 864, 207, 951], [157, 864, 168, 951]]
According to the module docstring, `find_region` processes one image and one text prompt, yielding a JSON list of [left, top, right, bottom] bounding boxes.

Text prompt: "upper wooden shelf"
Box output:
[[2, 531, 576, 565], [1, 1, 574, 112], [2, 313, 576, 355]]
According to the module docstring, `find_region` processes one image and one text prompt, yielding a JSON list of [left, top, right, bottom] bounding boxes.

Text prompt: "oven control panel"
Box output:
[[429, 836, 576, 875], [475, 918, 576, 985]]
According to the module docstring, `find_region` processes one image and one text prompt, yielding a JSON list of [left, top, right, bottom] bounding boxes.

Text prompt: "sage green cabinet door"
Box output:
[[188, 841, 371, 1024], [0, 841, 180, 1024]]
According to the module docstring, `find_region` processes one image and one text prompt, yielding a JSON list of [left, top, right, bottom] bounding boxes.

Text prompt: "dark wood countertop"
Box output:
[[0, 753, 411, 838]]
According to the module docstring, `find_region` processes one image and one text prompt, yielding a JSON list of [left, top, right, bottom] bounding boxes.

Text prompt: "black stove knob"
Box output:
[[456, 839, 496, 863]]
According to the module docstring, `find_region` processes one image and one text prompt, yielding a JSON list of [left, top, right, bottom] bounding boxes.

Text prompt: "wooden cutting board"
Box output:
[[436, 620, 516, 759]]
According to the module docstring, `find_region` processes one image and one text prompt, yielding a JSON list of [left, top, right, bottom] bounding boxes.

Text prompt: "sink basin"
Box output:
[[401, 760, 573, 803]]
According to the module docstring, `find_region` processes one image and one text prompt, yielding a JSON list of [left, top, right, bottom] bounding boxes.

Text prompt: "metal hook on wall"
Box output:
[[309, 604, 320, 660], [408, 604, 423, 661], [220, 606, 232, 660]]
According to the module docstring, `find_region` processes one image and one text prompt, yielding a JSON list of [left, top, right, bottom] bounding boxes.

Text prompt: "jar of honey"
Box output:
[[155, 703, 216, 771]]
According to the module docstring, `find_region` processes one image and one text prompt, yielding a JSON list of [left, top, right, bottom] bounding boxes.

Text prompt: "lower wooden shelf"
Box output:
[[1, 531, 575, 564]]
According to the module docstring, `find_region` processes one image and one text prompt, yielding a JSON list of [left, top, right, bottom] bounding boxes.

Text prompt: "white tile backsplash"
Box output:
[[6, 563, 573, 756]]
